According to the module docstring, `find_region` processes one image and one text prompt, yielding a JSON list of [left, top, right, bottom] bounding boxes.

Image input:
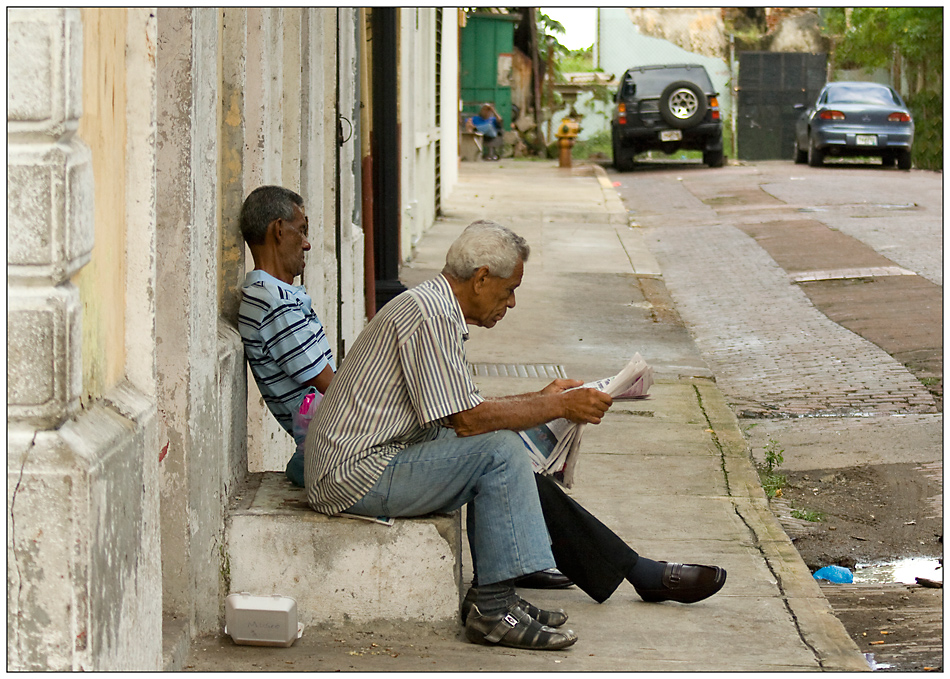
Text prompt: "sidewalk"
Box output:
[[185, 160, 869, 672]]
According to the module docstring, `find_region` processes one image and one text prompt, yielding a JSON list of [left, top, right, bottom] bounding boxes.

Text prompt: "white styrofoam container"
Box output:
[[224, 593, 304, 647]]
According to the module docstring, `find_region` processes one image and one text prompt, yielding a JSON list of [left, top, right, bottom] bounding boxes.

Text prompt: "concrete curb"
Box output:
[[693, 380, 870, 672]]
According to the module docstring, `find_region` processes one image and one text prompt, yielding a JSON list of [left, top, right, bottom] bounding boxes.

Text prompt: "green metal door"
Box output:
[[460, 13, 516, 120]]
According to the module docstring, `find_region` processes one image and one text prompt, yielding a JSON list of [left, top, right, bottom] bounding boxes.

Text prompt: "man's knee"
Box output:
[[480, 430, 531, 470]]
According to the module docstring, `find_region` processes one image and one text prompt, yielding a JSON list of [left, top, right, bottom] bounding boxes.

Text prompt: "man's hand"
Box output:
[[448, 380, 612, 436], [557, 387, 612, 425], [540, 379, 584, 395]]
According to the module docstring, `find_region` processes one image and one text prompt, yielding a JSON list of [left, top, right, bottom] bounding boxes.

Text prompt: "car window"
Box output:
[[620, 76, 636, 99], [621, 67, 713, 98], [826, 84, 900, 106]]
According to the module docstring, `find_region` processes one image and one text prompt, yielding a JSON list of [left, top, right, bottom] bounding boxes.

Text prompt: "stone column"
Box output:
[[8, 8, 164, 671], [7, 8, 95, 670]]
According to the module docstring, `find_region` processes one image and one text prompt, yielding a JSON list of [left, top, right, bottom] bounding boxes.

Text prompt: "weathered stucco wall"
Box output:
[[8, 7, 162, 670], [8, 5, 443, 670]]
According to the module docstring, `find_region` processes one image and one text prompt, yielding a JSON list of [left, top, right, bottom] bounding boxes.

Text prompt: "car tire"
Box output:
[[659, 81, 708, 129], [703, 148, 724, 168], [793, 140, 808, 164], [807, 136, 824, 167], [881, 153, 896, 167], [612, 134, 636, 172], [897, 149, 912, 170]]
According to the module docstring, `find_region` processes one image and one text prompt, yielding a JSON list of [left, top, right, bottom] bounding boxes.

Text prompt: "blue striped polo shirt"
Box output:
[[305, 274, 484, 514], [239, 270, 336, 433]]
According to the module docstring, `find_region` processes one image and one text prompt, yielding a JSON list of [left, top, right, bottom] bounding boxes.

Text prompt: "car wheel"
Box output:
[[807, 136, 824, 167], [612, 136, 635, 172], [703, 148, 724, 168], [793, 140, 808, 164], [897, 149, 912, 170], [658, 81, 708, 129]]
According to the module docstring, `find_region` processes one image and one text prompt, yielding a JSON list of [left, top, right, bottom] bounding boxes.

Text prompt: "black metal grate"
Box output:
[[737, 52, 827, 160]]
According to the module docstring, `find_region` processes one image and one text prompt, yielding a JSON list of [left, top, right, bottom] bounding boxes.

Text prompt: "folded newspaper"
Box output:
[[518, 353, 654, 488]]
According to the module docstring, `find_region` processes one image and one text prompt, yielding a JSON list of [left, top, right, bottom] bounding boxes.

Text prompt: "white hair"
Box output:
[[443, 220, 530, 280]]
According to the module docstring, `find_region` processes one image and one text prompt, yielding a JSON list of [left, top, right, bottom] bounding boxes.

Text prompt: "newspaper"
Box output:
[[518, 353, 654, 488]]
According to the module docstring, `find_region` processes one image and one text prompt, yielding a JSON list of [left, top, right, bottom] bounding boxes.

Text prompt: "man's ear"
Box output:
[[471, 266, 492, 293], [268, 218, 283, 244]]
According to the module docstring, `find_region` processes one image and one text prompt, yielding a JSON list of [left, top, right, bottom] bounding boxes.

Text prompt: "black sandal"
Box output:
[[461, 587, 568, 627], [464, 603, 577, 650]]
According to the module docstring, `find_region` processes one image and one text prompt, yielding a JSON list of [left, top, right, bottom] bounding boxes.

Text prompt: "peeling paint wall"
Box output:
[[8, 7, 162, 670], [7, 5, 443, 670], [625, 8, 726, 60]]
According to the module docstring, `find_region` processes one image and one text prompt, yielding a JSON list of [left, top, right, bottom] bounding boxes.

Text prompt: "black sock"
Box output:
[[475, 580, 518, 617], [626, 557, 666, 590]]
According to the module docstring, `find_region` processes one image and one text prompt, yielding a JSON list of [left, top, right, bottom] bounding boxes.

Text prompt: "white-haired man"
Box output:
[[306, 220, 611, 650]]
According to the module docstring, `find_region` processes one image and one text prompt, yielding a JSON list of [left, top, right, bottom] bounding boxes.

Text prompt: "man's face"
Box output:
[[280, 203, 311, 279], [469, 259, 524, 329]]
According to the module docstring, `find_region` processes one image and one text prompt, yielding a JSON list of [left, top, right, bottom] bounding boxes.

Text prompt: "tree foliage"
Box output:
[[822, 8, 942, 170], [822, 8, 942, 90]]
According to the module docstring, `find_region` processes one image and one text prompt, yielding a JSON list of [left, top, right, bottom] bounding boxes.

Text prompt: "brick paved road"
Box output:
[[609, 161, 940, 419]]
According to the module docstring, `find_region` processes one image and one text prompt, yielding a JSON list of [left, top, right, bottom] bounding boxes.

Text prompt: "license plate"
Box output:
[[659, 129, 682, 142], [856, 134, 877, 146]]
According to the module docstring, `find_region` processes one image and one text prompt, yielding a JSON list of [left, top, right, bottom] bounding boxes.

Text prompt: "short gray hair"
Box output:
[[239, 186, 304, 246], [443, 220, 530, 281]]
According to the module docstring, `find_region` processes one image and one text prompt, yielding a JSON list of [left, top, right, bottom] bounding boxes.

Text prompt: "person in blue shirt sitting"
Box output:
[[468, 103, 504, 160]]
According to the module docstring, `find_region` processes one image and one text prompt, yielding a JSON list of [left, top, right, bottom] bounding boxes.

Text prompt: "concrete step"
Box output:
[[225, 473, 462, 626]]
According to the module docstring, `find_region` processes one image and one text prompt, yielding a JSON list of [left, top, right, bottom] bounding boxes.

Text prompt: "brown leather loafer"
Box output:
[[635, 562, 727, 604], [513, 568, 574, 589]]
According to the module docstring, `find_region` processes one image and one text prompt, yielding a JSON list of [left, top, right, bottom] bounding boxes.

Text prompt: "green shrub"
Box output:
[[571, 129, 612, 159], [907, 90, 942, 171]]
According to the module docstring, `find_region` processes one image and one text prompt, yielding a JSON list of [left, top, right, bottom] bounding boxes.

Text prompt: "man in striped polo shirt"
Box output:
[[305, 220, 613, 650], [238, 186, 335, 487]]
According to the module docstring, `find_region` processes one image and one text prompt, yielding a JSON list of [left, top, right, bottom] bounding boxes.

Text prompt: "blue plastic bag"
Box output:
[[813, 565, 853, 583]]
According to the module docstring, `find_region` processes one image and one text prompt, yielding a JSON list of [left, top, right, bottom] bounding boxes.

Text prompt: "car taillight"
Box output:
[[819, 110, 846, 120], [709, 96, 720, 121], [888, 111, 911, 122], [618, 102, 626, 125]]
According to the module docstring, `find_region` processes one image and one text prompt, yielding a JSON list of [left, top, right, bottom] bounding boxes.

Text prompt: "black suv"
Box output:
[[611, 64, 724, 170]]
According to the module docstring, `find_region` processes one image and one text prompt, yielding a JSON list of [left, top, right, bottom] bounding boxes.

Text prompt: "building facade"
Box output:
[[7, 7, 457, 670]]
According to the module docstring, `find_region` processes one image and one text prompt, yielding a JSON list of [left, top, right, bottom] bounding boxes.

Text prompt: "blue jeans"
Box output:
[[344, 427, 555, 585]]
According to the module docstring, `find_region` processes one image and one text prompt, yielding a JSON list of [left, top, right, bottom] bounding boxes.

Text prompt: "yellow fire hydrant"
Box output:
[[554, 117, 580, 168]]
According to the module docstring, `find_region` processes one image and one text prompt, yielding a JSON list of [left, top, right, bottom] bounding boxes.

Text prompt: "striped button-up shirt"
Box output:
[[239, 270, 336, 433], [305, 274, 483, 514]]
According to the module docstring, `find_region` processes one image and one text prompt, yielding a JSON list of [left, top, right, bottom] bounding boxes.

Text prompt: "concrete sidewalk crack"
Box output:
[[693, 384, 827, 668], [692, 384, 730, 497]]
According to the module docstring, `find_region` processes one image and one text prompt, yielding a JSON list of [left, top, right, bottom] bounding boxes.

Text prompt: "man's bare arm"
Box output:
[[448, 380, 612, 437], [302, 364, 334, 394]]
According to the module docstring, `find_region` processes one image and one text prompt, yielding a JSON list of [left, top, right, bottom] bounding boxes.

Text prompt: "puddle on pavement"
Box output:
[[864, 653, 893, 671], [852, 557, 943, 584]]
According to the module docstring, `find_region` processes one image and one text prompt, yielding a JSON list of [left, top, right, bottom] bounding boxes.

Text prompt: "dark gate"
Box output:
[[737, 52, 826, 160]]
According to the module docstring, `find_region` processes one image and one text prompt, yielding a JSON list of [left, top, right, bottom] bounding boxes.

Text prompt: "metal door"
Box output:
[[737, 52, 826, 160], [460, 13, 516, 118]]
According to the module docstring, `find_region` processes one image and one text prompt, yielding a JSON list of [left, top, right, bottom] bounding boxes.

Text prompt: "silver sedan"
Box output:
[[794, 81, 914, 169]]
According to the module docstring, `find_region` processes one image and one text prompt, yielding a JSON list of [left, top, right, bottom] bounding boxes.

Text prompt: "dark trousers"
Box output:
[[469, 472, 640, 603]]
